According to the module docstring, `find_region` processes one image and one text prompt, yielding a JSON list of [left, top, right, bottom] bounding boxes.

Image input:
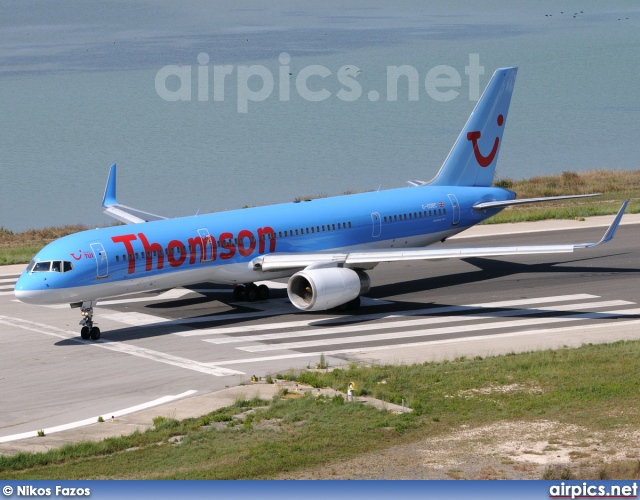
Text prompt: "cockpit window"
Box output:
[[33, 261, 51, 272], [26, 260, 36, 273], [31, 260, 74, 273]]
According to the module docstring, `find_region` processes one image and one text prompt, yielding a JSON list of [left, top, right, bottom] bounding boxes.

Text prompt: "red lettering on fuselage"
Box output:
[[167, 240, 187, 267], [112, 234, 138, 274], [237, 229, 255, 257], [111, 227, 274, 274], [219, 232, 236, 260], [257, 226, 276, 253], [138, 233, 164, 271]]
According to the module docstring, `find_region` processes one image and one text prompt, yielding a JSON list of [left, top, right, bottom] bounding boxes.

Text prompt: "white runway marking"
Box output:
[[104, 296, 391, 331], [183, 293, 599, 338], [237, 307, 640, 352], [103, 312, 167, 326], [96, 288, 193, 306], [0, 278, 18, 284], [210, 319, 640, 366], [204, 300, 633, 345], [0, 390, 197, 443], [0, 316, 244, 376]]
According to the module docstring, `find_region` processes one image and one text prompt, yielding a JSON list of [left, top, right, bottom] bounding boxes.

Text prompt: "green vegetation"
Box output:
[[0, 225, 89, 266], [487, 170, 640, 223], [2, 341, 640, 479], [1, 170, 639, 265]]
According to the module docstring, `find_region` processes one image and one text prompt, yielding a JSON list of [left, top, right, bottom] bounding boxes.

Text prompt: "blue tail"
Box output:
[[429, 67, 517, 187]]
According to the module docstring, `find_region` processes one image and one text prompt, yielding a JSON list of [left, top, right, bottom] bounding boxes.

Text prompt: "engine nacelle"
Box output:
[[287, 267, 371, 311]]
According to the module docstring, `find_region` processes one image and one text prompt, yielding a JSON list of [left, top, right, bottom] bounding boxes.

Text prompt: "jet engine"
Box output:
[[287, 267, 371, 311]]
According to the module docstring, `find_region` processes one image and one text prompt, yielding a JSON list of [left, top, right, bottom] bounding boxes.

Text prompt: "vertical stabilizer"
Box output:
[[429, 67, 517, 187]]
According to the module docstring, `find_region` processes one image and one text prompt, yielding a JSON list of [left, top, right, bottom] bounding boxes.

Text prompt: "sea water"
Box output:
[[1, 0, 639, 231]]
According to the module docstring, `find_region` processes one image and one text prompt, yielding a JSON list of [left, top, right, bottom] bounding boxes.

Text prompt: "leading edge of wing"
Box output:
[[102, 164, 167, 224], [473, 193, 602, 210], [252, 201, 629, 272]]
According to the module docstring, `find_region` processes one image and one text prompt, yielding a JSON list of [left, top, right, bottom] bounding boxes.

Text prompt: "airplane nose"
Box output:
[[13, 274, 47, 304]]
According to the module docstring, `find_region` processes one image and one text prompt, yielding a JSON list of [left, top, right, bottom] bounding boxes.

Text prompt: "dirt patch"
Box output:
[[276, 420, 640, 479]]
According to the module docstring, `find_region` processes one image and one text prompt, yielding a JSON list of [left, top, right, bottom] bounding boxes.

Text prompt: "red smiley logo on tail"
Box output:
[[466, 114, 504, 167]]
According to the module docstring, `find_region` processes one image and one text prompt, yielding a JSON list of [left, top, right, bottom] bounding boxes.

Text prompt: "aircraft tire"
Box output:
[[89, 327, 101, 341], [245, 284, 258, 302], [232, 286, 245, 301], [257, 284, 270, 300], [80, 327, 90, 340]]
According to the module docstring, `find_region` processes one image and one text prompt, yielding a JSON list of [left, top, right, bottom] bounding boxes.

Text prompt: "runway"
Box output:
[[1, 217, 638, 442]]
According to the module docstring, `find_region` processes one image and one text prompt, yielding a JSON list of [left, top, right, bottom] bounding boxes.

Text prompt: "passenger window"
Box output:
[[332, 224, 336, 230], [116, 255, 120, 262]]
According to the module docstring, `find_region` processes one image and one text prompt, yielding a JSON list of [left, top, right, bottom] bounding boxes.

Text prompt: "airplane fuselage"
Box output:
[[14, 184, 514, 305]]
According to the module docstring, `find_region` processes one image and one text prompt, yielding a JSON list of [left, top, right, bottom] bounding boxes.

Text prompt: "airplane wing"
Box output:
[[251, 200, 628, 272], [473, 193, 602, 210], [102, 164, 167, 224]]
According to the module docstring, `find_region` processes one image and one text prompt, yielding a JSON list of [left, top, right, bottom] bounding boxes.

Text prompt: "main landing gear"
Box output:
[[78, 303, 101, 341], [232, 283, 270, 302]]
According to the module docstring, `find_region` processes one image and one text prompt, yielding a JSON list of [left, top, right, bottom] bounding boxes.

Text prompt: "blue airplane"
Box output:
[[14, 67, 629, 340]]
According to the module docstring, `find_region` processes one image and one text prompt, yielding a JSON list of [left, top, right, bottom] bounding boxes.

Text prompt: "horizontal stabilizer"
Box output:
[[473, 193, 601, 210], [102, 164, 167, 224]]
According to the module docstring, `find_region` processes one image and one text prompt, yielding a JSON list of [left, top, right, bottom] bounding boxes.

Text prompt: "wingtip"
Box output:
[[102, 163, 118, 207]]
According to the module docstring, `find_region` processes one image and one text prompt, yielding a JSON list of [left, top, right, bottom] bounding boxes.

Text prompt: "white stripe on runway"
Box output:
[[204, 300, 635, 344], [204, 300, 633, 345], [237, 307, 640, 353], [0, 278, 17, 284], [178, 294, 600, 337], [0, 390, 197, 443], [0, 316, 244, 376], [0, 291, 15, 296], [209, 318, 640, 365], [103, 312, 167, 326]]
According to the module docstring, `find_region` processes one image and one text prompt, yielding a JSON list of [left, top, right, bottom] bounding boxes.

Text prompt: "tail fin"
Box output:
[[429, 67, 517, 187]]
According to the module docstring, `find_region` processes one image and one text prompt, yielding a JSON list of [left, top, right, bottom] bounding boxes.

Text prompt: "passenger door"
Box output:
[[90, 242, 109, 279]]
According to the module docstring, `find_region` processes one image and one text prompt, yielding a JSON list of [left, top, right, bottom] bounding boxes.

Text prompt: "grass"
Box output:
[[1, 170, 639, 265], [0, 224, 89, 265], [486, 169, 640, 223], [2, 341, 640, 479]]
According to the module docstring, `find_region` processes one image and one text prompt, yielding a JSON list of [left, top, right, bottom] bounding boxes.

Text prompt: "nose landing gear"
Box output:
[[78, 302, 101, 341]]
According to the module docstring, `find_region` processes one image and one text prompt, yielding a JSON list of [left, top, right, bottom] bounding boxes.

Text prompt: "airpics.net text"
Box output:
[[155, 53, 485, 113]]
